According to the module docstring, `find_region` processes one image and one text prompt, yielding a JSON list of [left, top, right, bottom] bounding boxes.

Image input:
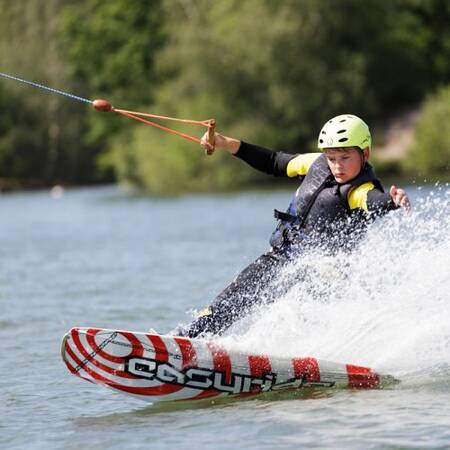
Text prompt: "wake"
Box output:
[[220, 186, 450, 384]]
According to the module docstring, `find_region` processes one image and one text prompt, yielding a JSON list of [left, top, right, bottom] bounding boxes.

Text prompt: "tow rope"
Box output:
[[0, 72, 216, 151]]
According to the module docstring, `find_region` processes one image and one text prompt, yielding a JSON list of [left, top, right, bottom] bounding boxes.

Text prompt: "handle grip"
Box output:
[[206, 119, 216, 155]]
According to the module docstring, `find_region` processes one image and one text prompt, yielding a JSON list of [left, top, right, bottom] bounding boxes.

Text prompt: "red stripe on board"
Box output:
[[173, 336, 198, 369], [174, 338, 222, 401], [89, 329, 144, 360], [185, 342, 233, 401], [248, 356, 272, 378], [63, 348, 95, 384], [65, 342, 94, 379], [66, 337, 185, 397], [247, 356, 272, 394], [346, 364, 380, 388], [82, 329, 130, 364], [69, 331, 137, 379], [62, 350, 81, 375], [292, 357, 321, 382], [120, 331, 145, 357], [175, 337, 221, 401], [147, 333, 170, 362], [207, 342, 232, 384]]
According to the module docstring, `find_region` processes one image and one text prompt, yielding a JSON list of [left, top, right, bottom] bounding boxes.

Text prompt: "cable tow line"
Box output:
[[0, 72, 216, 150], [0, 72, 92, 104]]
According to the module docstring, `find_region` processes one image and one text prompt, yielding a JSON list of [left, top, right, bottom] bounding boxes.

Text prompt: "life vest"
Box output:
[[269, 153, 383, 249]]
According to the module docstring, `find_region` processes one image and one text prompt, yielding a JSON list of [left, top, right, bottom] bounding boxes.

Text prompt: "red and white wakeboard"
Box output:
[[61, 327, 397, 403]]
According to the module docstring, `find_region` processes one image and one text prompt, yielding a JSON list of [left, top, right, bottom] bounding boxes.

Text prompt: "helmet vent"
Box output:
[[321, 130, 326, 134], [338, 137, 348, 142], [337, 129, 346, 134], [319, 139, 324, 144], [339, 119, 346, 123]]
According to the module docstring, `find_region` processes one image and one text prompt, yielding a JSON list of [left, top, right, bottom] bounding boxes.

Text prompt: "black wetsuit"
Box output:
[[177, 142, 398, 338]]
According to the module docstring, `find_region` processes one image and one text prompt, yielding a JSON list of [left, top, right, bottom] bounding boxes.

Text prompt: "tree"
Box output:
[[0, 0, 98, 186], [111, 0, 450, 192], [406, 86, 450, 176], [63, 0, 165, 145]]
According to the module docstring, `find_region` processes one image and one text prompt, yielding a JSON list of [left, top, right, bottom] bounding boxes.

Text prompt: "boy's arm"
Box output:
[[235, 142, 320, 177], [199, 132, 320, 178], [348, 183, 410, 215], [234, 142, 296, 177]]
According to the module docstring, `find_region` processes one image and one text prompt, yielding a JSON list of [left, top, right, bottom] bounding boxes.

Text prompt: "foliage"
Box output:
[[0, 0, 99, 186], [0, 0, 449, 190], [405, 86, 450, 176], [113, 0, 450, 192], [0, 84, 46, 186], [62, 0, 165, 146]]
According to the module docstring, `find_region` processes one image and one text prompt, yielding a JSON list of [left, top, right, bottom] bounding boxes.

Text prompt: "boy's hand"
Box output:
[[200, 131, 223, 154], [200, 131, 241, 155], [390, 185, 411, 213]]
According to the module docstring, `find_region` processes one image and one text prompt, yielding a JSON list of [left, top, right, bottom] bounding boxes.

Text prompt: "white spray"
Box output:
[[220, 186, 450, 383]]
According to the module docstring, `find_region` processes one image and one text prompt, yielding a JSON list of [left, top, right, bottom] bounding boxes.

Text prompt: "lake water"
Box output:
[[1, 184, 449, 449]]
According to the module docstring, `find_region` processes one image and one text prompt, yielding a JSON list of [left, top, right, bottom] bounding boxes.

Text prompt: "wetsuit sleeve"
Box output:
[[348, 182, 399, 215], [234, 141, 296, 176], [235, 141, 319, 177]]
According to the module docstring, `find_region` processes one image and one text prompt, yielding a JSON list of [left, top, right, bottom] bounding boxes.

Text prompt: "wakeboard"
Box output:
[[61, 327, 397, 403]]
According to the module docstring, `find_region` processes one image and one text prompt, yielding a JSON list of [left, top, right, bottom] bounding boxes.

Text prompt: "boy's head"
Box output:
[[318, 114, 371, 183]]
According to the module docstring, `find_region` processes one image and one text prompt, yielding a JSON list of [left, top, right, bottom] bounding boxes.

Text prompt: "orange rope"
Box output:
[[114, 107, 212, 127], [92, 99, 216, 149], [114, 109, 203, 144]]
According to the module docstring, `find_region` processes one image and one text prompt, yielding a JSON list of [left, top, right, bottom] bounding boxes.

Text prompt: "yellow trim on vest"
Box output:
[[197, 307, 212, 318], [286, 153, 321, 177], [347, 182, 375, 212]]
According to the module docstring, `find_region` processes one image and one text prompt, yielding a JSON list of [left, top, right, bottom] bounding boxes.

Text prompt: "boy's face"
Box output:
[[324, 147, 369, 183]]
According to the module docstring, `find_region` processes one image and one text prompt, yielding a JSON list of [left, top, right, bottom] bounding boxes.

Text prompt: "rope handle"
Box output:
[[206, 119, 216, 155]]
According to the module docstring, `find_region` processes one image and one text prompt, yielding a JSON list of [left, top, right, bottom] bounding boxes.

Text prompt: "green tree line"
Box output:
[[0, 0, 449, 192]]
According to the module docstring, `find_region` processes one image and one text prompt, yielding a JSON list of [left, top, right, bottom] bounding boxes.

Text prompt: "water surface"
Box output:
[[1, 184, 449, 449]]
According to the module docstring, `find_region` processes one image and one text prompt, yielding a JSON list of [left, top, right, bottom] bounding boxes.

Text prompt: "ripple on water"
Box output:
[[2, 185, 450, 450]]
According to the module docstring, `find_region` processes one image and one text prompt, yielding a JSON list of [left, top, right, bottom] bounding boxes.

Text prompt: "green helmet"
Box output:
[[318, 114, 371, 150]]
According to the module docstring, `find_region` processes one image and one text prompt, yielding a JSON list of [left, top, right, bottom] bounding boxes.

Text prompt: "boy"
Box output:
[[177, 114, 410, 338]]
